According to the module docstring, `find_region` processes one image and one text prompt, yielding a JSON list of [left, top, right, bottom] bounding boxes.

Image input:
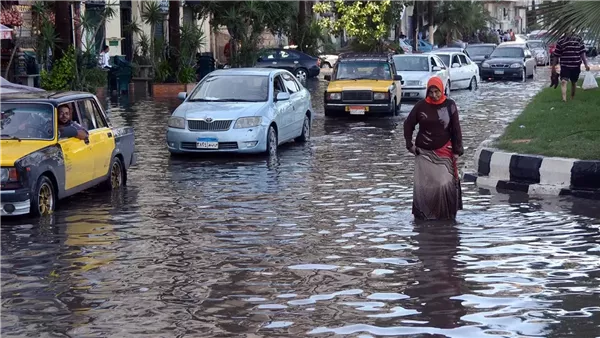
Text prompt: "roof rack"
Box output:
[[338, 52, 394, 63]]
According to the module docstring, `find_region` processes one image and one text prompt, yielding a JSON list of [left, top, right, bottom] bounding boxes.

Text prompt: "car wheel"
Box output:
[[530, 67, 536, 79], [321, 62, 331, 69], [266, 125, 278, 155], [31, 175, 56, 217], [294, 68, 308, 81], [395, 98, 401, 116], [295, 115, 310, 142], [103, 156, 125, 190], [445, 81, 451, 96], [521, 68, 527, 82], [468, 76, 478, 90]]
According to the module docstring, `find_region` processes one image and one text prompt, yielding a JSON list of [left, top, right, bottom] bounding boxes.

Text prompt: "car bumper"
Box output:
[[324, 102, 393, 114], [401, 87, 427, 100], [1, 189, 30, 216], [481, 68, 523, 79], [166, 125, 268, 154]]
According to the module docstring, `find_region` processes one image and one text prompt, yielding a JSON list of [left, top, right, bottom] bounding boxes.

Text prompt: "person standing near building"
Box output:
[[552, 32, 591, 102], [99, 45, 111, 69]]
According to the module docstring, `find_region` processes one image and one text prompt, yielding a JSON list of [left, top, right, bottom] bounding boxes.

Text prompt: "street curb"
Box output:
[[463, 134, 600, 200]]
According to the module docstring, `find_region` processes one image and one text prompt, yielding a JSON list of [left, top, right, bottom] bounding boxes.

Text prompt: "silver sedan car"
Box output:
[[167, 68, 314, 155]]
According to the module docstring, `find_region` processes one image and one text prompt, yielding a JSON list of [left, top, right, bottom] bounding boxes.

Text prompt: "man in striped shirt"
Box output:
[[552, 33, 591, 102]]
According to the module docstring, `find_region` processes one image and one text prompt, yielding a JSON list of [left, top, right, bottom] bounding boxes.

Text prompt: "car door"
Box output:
[[390, 62, 402, 101], [58, 102, 95, 190], [430, 56, 449, 87], [277, 50, 301, 73], [76, 99, 115, 181], [458, 53, 477, 87], [281, 72, 305, 136], [272, 75, 294, 141], [524, 49, 534, 75]]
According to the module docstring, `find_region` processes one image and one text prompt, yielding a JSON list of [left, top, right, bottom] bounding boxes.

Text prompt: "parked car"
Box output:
[[436, 47, 469, 57], [319, 53, 339, 69], [404, 39, 435, 53], [398, 39, 413, 54], [584, 39, 598, 57], [1, 91, 136, 216], [480, 44, 536, 81], [465, 43, 497, 68], [167, 68, 313, 156], [323, 53, 403, 117], [432, 51, 480, 90], [393, 54, 451, 100], [255, 48, 320, 81], [526, 39, 551, 66]]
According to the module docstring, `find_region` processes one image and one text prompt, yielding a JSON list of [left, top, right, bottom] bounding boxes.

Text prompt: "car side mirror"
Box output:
[[393, 74, 402, 81], [484, 55, 490, 59], [276, 92, 291, 101], [324, 74, 331, 81], [177, 92, 187, 101], [432, 66, 442, 71], [452, 63, 461, 68]]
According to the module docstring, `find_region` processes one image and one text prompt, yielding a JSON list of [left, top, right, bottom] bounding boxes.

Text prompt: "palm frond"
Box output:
[[538, 1, 600, 42]]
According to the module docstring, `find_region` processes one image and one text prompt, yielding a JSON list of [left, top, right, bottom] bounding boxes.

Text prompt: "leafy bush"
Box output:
[[40, 46, 76, 90]]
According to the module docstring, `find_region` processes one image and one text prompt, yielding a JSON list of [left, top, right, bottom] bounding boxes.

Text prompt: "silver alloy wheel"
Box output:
[[295, 69, 307, 81], [268, 126, 277, 155], [302, 117, 310, 140]]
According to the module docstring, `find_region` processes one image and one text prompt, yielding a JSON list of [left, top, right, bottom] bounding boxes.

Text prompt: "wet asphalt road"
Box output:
[[2, 62, 600, 337]]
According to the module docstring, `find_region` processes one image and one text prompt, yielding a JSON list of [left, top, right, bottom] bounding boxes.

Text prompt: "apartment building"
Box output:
[[483, 0, 529, 33]]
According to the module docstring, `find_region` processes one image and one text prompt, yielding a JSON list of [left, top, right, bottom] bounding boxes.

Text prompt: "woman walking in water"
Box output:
[[403, 76, 464, 220]]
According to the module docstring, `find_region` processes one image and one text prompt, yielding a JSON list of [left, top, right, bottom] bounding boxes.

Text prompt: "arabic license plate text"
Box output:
[[494, 70, 504, 75], [196, 138, 219, 149], [348, 106, 366, 115]]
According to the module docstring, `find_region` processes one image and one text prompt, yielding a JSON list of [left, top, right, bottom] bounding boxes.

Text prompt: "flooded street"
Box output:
[[2, 64, 600, 337]]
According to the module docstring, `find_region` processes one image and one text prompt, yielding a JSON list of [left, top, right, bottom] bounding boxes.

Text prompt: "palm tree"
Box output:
[[54, 1, 72, 60], [168, 0, 180, 75], [537, 1, 600, 41]]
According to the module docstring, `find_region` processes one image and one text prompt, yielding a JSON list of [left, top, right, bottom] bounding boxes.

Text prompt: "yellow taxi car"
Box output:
[[1, 91, 136, 217], [323, 53, 403, 117]]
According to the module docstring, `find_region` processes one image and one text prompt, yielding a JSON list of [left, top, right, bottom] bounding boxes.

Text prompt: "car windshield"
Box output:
[[334, 61, 392, 80], [393, 56, 429, 71], [436, 55, 451, 67], [528, 41, 544, 49], [490, 47, 524, 58], [1, 103, 54, 140], [466, 46, 495, 56], [188, 75, 269, 102]]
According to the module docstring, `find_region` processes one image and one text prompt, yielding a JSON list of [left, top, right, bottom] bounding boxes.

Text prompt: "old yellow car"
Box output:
[[323, 53, 403, 117], [1, 91, 136, 217]]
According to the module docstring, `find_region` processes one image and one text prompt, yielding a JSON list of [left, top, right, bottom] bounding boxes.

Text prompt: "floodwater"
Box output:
[[2, 63, 600, 337]]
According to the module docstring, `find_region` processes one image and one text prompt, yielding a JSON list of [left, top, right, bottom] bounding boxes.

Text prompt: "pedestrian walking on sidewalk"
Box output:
[[404, 77, 464, 221], [552, 32, 591, 102]]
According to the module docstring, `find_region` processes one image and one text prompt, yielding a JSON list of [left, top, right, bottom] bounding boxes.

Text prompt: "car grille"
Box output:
[[490, 64, 510, 68], [342, 90, 372, 102], [187, 120, 232, 131], [181, 142, 239, 150]]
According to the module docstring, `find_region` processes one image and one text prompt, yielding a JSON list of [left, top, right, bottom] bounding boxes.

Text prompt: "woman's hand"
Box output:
[[408, 146, 417, 155]]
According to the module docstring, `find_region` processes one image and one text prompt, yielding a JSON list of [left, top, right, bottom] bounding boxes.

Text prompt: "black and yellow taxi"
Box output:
[[1, 91, 136, 217], [323, 53, 403, 117]]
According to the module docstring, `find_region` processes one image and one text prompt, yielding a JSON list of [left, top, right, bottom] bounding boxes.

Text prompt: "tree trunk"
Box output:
[[54, 1, 72, 61], [298, 1, 306, 27], [168, 0, 180, 75], [412, 0, 418, 51], [428, 1, 435, 45]]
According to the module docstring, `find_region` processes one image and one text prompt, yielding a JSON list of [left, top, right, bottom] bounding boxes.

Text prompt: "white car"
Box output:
[[432, 51, 480, 90], [392, 54, 451, 101], [167, 68, 314, 155], [319, 54, 339, 68]]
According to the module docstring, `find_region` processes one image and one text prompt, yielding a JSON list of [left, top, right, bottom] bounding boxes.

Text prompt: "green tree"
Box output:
[[537, 1, 600, 41], [433, 1, 495, 46], [313, 0, 392, 51], [189, 1, 295, 67]]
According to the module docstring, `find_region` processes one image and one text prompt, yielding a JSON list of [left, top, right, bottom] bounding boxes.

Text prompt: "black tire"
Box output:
[[521, 68, 527, 82], [295, 115, 310, 142], [393, 98, 401, 116], [294, 68, 308, 81], [468, 76, 478, 90], [445, 81, 451, 96], [30, 175, 56, 217], [103, 156, 125, 190], [266, 125, 278, 155]]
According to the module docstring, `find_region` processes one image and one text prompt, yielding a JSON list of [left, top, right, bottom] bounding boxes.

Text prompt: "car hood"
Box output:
[[396, 71, 433, 83], [531, 48, 546, 53], [327, 80, 393, 92], [486, 57, 523, 64], [174, 101, 268, 120], [469, 55, 487, 62], [0, 140, 54, 166]]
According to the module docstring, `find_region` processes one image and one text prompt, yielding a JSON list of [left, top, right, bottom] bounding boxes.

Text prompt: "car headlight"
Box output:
[[405, 80, 422, 86], [327, 92, 341, 100], [510, 63, 522, 68], [234, 117, 262, 129], [373, 92, 389, 100], [167, 116, 186, 129], [481, 62, 490, 68], [1, 167, 18, 182]]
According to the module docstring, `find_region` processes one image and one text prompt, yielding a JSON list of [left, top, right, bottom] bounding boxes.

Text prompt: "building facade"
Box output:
[[483, 0, 529, 34]]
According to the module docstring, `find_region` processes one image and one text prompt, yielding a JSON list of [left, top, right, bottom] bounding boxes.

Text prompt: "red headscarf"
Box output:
[[424, 76, 447, 105]]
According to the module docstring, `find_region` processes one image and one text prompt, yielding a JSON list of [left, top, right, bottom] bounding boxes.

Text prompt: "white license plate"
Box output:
[[494, 70, 504, 75], [196, 138, 219, 149], [350, 109, 365, 115]]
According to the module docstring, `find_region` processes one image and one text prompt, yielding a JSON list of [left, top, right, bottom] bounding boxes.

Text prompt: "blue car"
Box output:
[[403, 39, 435, 53], [166, 68, 314, 155]]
